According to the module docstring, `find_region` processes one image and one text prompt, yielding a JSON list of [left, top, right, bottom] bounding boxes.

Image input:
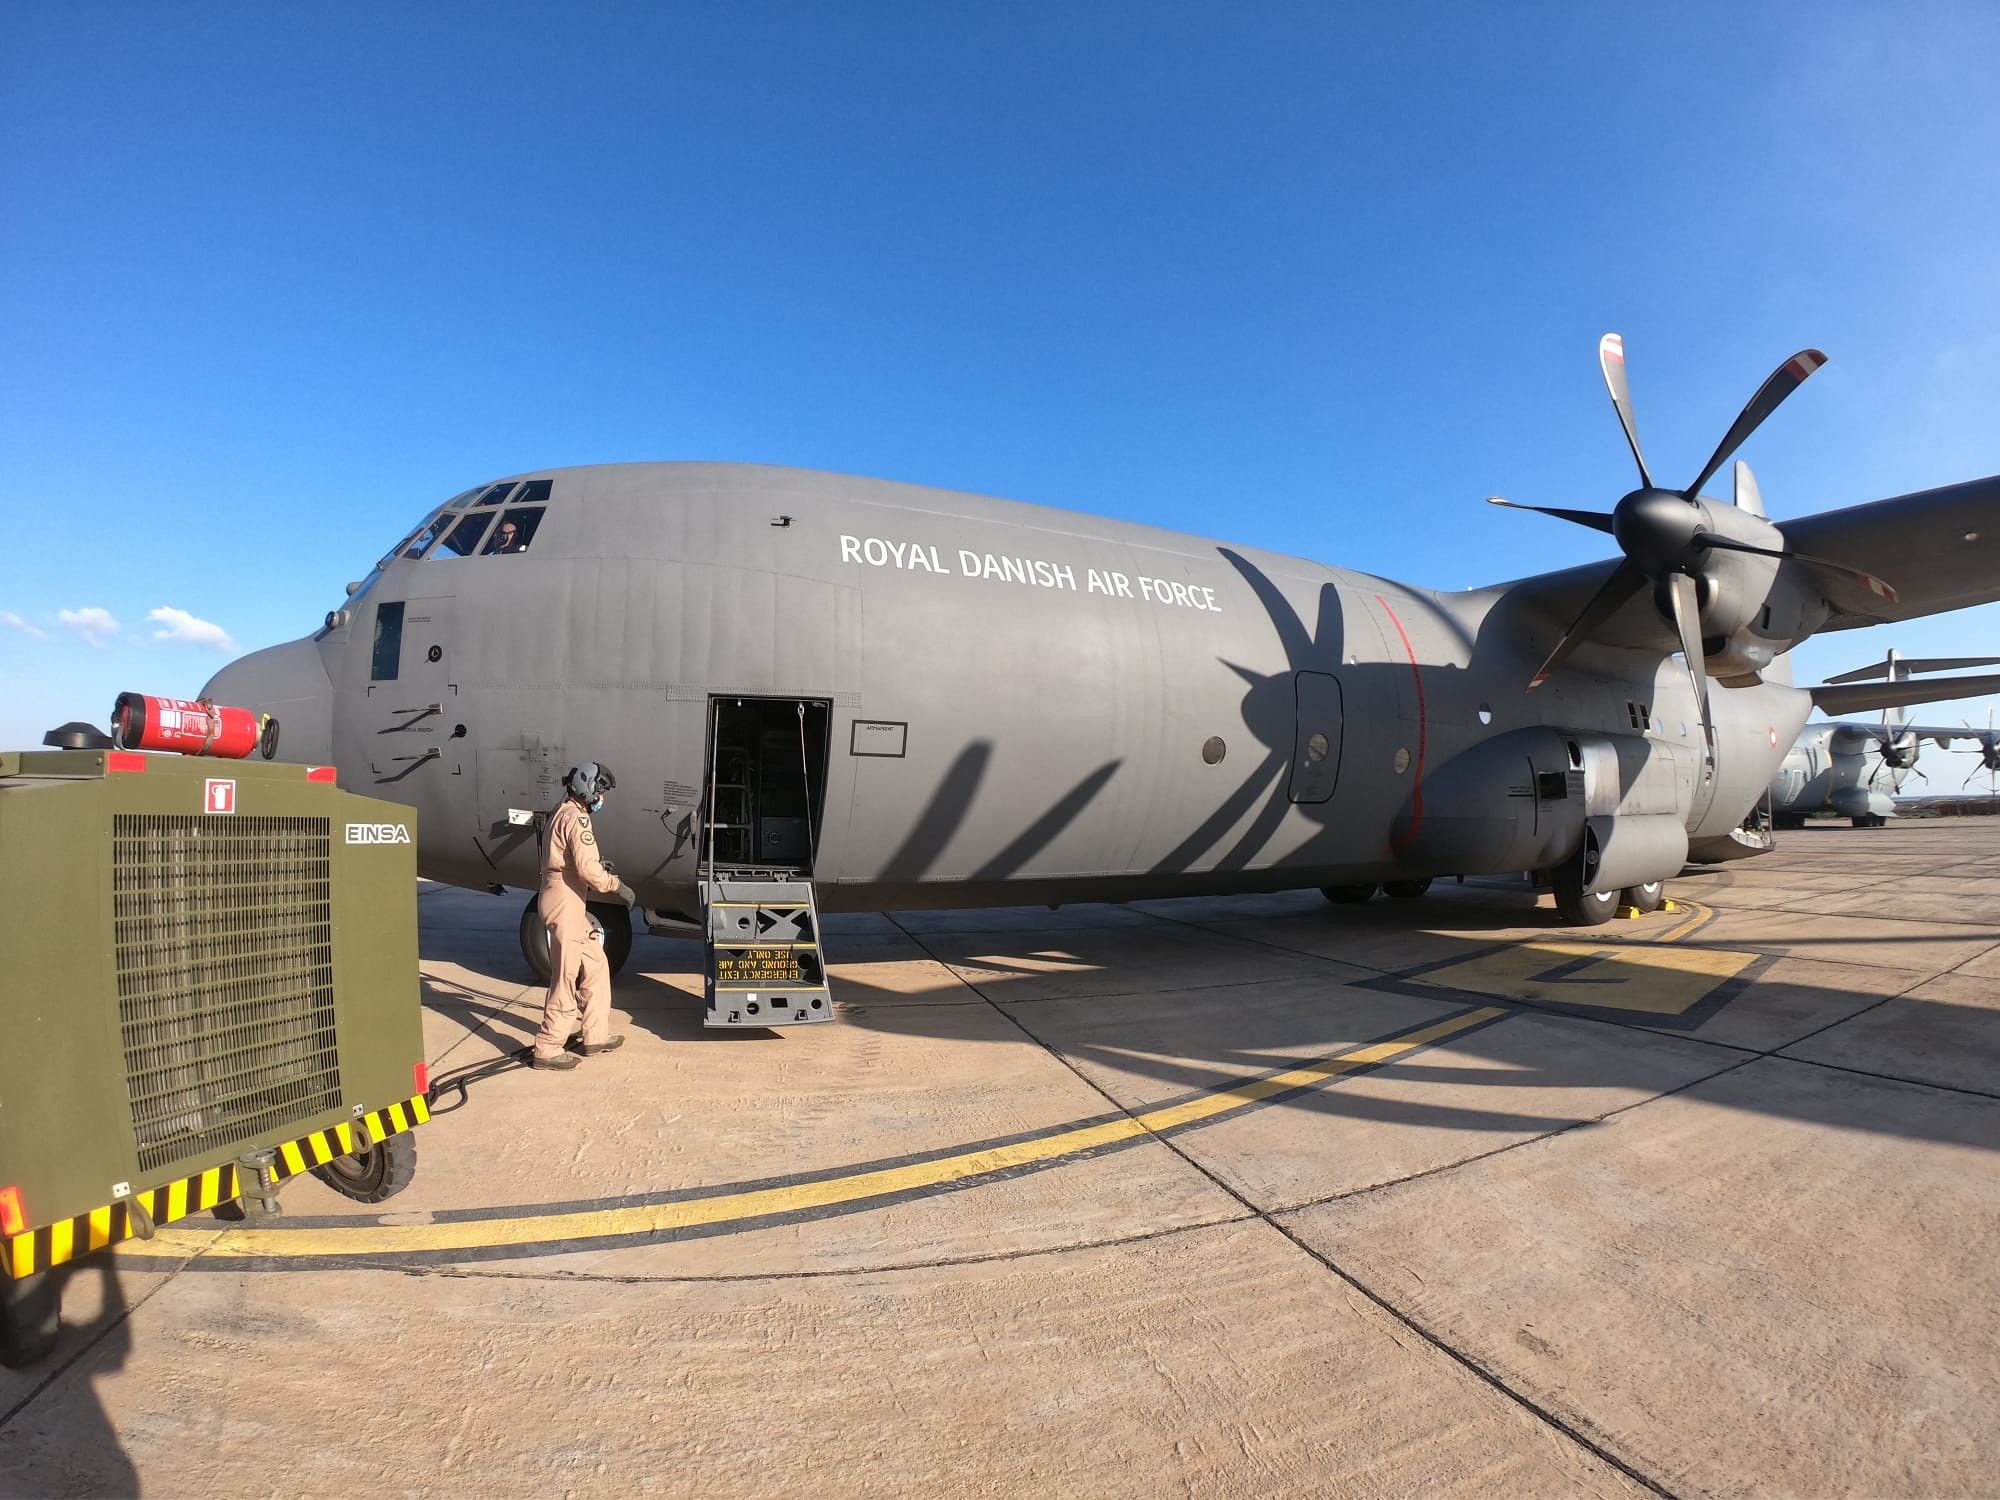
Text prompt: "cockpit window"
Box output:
[[512, 478, 553, 506], [433, 511, 494, 558], [401, 515, 452, 559], [474, 481, 519, 507], [444, 487, 482, 509], [482, 507, 545, 555]]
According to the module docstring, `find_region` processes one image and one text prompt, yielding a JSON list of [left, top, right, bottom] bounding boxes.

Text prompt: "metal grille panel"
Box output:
[[112, 814, 338, 1173]]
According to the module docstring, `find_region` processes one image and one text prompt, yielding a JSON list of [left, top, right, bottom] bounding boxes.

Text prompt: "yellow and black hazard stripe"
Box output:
[[3, 1092, 431, 1279]]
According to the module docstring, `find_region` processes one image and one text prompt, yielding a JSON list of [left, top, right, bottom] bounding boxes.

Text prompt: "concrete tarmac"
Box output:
[[4, 820, 1999, 1497]]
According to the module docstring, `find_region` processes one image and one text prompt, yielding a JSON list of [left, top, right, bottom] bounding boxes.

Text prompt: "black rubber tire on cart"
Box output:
[[0, 1269, 60, 1369], [1553, 852, 1618, 927], [311, 1132, 418, 1205], [519, 899, 633, 982], [1382, 878, 1433, 899], [1320, 883, 1380, 904], [1622, 880, 1666, 913]]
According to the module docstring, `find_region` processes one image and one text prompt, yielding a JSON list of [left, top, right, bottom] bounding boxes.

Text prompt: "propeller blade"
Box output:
[[1965, 767, 1980, 791], [1684, 348, 1827, 501], [1526, 558, 1646, 690], [1691, 534, 1901, 605], [1666, 571, 1714, 757], [1486, 497, 1617, 534], [1732, 459, 1765, 516], [1597, 334, 1654, 490]]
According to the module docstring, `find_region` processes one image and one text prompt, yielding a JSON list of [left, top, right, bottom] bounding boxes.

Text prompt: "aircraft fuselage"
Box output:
[[207, 464, 1812, 914]]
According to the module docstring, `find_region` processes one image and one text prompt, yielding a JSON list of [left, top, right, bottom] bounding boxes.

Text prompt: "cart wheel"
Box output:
[[311, 1132, 418, 1204], [0, 1270, 60, 1369]]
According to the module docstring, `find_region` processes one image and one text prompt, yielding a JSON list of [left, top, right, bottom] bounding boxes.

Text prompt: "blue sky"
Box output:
[[5, 4, 2000, 781]]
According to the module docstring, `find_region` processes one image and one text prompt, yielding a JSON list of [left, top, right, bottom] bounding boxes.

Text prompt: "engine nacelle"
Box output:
[[1398, 729, 1695, 893]]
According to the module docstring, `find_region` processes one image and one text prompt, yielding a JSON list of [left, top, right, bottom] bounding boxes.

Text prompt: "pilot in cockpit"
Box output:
[[485, 518, 526, 555]]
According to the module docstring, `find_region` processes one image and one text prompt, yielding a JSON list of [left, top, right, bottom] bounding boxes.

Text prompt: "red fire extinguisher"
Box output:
[[111, 693, 278, 760]]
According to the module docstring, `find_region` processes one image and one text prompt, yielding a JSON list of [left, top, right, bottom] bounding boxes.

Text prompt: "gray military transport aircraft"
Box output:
[[203, 335, 2000, 983], [1769, 651, 2000, 827]]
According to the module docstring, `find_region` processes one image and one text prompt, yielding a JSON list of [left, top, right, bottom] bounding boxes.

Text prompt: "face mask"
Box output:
[[589, 796, 604, 813]]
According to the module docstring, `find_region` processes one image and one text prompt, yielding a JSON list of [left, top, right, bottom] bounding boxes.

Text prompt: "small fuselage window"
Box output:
[[483, 507, 545, 555]]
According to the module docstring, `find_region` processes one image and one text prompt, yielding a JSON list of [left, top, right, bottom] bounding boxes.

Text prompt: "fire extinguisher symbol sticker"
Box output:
[[205, 779, 237, 815]]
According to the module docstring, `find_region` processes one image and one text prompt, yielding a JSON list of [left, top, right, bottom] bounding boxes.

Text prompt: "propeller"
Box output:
[[1490, 334, 1898, 757], [1962, 711, 2000, 792]]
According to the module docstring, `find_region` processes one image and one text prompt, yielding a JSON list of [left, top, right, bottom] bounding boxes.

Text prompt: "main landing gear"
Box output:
[[519, 898, 634, 984], [1552, 850, 1665, 927], [1319, 864, 1666, 927]]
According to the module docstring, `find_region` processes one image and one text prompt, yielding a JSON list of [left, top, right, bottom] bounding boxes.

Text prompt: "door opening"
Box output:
[[703, 697, 831, 876]]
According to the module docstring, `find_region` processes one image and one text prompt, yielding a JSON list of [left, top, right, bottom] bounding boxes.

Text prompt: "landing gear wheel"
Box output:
[[1622, 880, 1665, 913], [1553, 854, 1618, 927], [0, 1270, 60, 1369], [520, 898, 634, 981], [1851, 814, 1888, 829], [1775, 815, 1805, 831], [311, 1132, 417, 1204], [1383, 878, 1433, 899], [520, 897, 552, 985], [586, 902, 634, 977], [1321, 883, 1380, 905]]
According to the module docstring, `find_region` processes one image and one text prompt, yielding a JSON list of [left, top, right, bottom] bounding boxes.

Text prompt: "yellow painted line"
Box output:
[[1408, 899, 1749, 1016], [1409, 939, 1752, 1016], [113, 1006, 1506, 1263]]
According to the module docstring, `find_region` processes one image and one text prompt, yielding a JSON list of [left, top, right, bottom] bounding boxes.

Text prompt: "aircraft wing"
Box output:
[[1485, 557, 1679, 654], [1784, 475, 2000, 629], [1809, 672, 2000, 717]]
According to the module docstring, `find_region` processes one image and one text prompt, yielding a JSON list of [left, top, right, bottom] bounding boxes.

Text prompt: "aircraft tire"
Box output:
[[1622, 880, 1665, 913], [1774, 815, 1805, 831], [1321, 883, 1380, 904], [587, 902, 635, 977], [312, 1132, 418, 1205], [519, 898, 553, 985], [1850, 814, 1888, 829], [520, 900, 634, 980], [1382, 878, 1433, 899], [0, 1269, 59, 1369], [1552, 856, 1618, 926]]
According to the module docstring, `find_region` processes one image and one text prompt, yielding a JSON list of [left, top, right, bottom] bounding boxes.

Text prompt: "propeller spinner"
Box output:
[[1490, 335, 1895, 756]]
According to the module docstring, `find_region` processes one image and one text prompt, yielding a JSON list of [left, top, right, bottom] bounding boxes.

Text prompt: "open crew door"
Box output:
[[700, 696, 835, 1028]]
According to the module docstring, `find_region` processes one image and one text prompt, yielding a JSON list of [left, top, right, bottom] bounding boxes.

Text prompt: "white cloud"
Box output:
[[0, 610, 46, 639], [147, 606, 236, 654], [58, 607, 119, 646]]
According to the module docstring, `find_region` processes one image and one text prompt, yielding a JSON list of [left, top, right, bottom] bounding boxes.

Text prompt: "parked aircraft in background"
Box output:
[[1770, 652, 2000, 826], [200, 335, 2000, 979]]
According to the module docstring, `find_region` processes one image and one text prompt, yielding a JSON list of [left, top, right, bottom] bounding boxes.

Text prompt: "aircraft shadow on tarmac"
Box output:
[[417, 881, 2000, 1157]]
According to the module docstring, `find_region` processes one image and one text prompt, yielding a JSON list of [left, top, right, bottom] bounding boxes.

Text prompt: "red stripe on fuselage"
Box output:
[[1376, 595, 1427, 854]]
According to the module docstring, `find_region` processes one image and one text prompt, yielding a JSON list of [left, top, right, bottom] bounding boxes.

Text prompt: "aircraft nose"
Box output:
[[201, 635, 334, 766]]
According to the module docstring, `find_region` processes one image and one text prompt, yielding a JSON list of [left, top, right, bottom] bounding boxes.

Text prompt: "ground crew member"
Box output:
[[531, 762, 637, 1071]]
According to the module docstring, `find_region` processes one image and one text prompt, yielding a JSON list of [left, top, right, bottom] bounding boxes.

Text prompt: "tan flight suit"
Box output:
[[533, 797, 625, 1059]]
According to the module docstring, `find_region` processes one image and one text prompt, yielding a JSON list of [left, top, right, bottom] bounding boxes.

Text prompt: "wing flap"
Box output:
[[1809, 672, 2000, 716], [1785, 475, 2000, 628]]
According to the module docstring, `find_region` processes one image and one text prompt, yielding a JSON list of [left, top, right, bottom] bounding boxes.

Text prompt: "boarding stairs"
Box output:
[[700, 872, 835, 1028]]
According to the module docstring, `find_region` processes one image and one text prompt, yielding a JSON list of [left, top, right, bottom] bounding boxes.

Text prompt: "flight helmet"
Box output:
[[564, 761, 616, 811]]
